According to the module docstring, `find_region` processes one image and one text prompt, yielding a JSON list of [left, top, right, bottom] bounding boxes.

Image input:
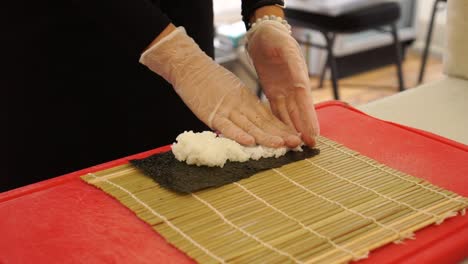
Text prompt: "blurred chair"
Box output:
[[418, 0, 447, 84], [285, 2, 404, 100]]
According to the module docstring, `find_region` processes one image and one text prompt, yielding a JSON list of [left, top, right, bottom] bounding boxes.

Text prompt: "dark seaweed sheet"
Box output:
[[130, 147, 320, 194]]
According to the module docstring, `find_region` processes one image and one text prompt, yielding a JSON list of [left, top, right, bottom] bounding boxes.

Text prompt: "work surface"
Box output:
[[1, 101, 467, 263], [359, 77, 468, 145]]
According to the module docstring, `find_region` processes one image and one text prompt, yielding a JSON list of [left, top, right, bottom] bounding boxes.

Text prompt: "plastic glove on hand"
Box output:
[[247, 20, 320, 147], [140, 27, 301, 148]]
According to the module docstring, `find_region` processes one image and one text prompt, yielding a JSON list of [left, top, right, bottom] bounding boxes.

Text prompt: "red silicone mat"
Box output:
[[1, 101, 467, 264]]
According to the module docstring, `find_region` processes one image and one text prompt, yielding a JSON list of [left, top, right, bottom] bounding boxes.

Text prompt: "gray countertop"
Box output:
[[358, 77, 468, 145]]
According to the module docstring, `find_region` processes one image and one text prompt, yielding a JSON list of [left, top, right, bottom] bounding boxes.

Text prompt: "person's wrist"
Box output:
[[250, 5, 284, 24], [143, 23, 177, 52]]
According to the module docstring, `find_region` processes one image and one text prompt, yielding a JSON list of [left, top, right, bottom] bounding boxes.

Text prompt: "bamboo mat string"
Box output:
[[191, 193, 301, 263], [273, 167, 416, 243], [317, 137, 468, 208], [87, 173, 226, 263], [304, 159, 452, 226], [87, 167, 139, 184], [233, 182, 366, 260]]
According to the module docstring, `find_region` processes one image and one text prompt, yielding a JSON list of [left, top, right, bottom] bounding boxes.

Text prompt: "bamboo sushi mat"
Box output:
[[82, 136, 468, 264]]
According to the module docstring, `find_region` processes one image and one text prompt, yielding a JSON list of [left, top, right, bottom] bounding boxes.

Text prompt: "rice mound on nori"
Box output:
[[130, 147, 320, 193]]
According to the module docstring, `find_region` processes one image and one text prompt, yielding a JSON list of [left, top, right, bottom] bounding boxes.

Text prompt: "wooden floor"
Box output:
[[310, 51, 444, 106]]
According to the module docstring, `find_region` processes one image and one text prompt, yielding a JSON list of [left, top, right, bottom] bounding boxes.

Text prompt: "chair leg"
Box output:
[[256, 83, 263, 98], [390, 24, 405, 92], [318, 55, 327, 88], [323, 32, 340, 100], [418, 0, 440, 84], [318, 34, 335, 89]]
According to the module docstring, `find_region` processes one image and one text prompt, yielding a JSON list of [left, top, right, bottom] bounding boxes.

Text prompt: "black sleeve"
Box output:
[[241, 0, 285, 29], [71, 0, 171, 58]]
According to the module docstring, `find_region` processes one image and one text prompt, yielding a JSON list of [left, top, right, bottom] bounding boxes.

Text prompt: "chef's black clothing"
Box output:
[[3, 0, 284, 191]]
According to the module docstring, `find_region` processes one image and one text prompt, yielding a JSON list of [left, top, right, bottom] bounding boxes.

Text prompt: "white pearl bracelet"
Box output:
[[249, 15, 292, 34]]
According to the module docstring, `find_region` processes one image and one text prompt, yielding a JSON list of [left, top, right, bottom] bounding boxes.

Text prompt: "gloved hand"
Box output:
[[140, 27, 301, 148], [246, 19, 320, 147]]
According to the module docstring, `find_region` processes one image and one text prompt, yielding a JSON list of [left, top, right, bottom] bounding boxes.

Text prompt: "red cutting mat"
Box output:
[[1, 101, 467, 264]]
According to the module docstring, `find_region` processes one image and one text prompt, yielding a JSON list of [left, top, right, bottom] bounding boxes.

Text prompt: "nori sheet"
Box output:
[[130, 147, 320, 194]]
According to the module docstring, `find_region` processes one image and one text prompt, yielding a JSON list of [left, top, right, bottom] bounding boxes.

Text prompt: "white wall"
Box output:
[[413, 0, 447, 57], [213, 0, 242, 25]]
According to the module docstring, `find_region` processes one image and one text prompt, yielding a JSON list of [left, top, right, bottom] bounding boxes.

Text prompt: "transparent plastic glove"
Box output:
[[247, 20, 320, 147], [140, 27, 301, 148]]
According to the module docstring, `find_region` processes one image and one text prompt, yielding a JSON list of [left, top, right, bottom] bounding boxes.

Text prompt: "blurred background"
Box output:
[[213, 0, 447, 105]]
